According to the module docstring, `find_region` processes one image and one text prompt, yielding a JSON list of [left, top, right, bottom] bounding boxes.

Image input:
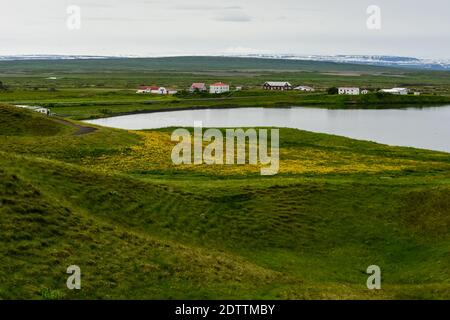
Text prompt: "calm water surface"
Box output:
[[85, 106, 450, 153]]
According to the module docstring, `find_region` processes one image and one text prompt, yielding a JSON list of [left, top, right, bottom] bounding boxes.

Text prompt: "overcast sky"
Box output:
[[1, 0, 449, 58]]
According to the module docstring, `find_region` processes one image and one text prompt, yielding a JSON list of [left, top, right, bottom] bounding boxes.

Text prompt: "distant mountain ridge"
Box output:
[[0, 55, 114, 61], [1, 54, 450, 71], [233, 54, 450, 71]]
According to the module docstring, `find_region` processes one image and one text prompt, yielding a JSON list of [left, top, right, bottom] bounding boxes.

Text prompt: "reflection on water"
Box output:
[[85, 106, 450, 153]]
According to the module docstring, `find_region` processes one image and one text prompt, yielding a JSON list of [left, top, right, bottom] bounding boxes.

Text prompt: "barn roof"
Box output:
[[264, 81, 292, 87], [191, 83, 206, 88]]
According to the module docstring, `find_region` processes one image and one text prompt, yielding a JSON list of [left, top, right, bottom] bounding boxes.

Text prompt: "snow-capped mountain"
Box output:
[[233, 54, 450, 71]]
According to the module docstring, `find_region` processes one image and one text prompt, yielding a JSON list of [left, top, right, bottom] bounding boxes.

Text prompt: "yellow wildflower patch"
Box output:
[[82, 130, 435, 176]]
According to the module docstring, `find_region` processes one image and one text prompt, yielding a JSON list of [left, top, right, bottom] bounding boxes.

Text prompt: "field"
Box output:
[[1, 57, 450, 120], [1, 104, 449, 299], [0, 57, 449, 300]]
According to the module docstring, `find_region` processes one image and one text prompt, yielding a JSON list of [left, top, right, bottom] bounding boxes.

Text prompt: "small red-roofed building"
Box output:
[[189, 83, 207, 92]]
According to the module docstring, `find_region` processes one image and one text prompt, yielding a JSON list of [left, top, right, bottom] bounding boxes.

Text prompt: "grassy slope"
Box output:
[[0, 106, 70, 136], [0, 157, 285, 300], [0, 106, 286, 299], [0, 105, 449, 299]]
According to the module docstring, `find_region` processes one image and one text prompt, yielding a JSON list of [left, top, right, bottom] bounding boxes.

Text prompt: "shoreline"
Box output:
[[82, 105, 450, 154], [75, 101, 450, 121]]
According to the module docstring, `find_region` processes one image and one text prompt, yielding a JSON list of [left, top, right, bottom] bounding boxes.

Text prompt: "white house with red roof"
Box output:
[[190, 83, 207, 92], [209, 82, 230, 94]]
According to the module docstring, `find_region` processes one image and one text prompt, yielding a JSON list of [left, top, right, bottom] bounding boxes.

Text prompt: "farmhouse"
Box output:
[[190, 83, 207, 92], [209, 82, 230, 94], [294, 85, 315, 92], [361, 89, 369, 94], [380, 88, 409, 95], [263, 82, 293, 91], [338, 87, 360, 95]]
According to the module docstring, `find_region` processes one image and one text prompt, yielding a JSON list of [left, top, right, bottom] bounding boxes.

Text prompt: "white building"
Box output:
[[380, 88, 409, 95], [155, 87, 178, 95], [16, 105, 50, 115], [209, 82, 230, 94], [137, 86, 177, 95], [361, 89, 369, 95], [338, 87, 360, 95], [157, 87, 168, 95], [136, 86, 151, 94], [294, 86, 315, 92]]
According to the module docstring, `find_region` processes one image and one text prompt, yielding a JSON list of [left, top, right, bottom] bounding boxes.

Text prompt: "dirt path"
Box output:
[[51, 118, 98, 136]]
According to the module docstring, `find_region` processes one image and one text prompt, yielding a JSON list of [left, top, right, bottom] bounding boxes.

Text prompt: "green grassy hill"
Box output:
[[0, 106, 69, 136], [1, 155, 288, 300], [0, 105, 449, 299]]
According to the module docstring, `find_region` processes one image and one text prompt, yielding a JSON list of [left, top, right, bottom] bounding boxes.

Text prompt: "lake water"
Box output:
[[85, 106, 450, 153]]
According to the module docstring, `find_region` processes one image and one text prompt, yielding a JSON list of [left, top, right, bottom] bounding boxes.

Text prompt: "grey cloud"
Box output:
[[174, 5, 243, 11], [213, 11, 252, 22], [82, 17, 171, 22], [1, 0, 450, 58], [79, 4, 114, 8]]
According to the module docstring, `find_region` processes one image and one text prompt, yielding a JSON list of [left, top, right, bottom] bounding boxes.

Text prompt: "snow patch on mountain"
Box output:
[[232, 54, 450, 71]]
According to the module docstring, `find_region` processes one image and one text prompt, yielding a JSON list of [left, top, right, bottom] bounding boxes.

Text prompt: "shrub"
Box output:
[[327, 87, 338, 95], [99, 108, 112, 114]]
